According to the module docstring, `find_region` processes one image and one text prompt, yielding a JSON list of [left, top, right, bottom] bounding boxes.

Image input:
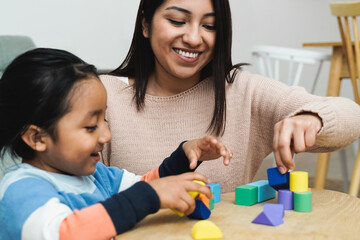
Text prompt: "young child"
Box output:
[[0, 48, 233, 240]]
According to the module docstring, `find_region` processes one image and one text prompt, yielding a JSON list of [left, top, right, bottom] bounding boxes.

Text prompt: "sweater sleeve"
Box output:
[[99, 181, 160, 235], [238, 71, 360, 153]]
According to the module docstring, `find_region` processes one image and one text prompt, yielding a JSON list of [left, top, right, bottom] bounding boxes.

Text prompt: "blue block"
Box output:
[[188, 200, 211, 220], [206, 183, 221, 203], [247, 180, 276, 202], [267, 167, 289, 190]]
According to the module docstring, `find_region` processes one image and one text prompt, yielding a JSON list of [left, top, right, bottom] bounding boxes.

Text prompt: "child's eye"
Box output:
[[168, 19, 185, 26], [85, 125, 98, 132], [203, 24, 215, 31]]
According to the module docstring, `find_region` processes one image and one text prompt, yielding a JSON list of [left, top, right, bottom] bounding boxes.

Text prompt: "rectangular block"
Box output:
[[206, 183, 221, 203], [267, 167, 289, 190], [247, 180, 276, 202], [235, 185, 258, 206]]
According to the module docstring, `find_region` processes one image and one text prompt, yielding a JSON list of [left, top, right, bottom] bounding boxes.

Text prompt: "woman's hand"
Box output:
[[148, 172, 212, 215], [273, 113, 322, 174], [183, 136, 233, 169]]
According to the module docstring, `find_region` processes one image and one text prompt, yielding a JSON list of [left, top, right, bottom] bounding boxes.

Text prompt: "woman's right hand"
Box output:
[[148, 172, 213, 215]]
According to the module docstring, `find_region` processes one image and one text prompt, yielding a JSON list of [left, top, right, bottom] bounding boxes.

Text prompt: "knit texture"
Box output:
[[100, 70, 360, 193]]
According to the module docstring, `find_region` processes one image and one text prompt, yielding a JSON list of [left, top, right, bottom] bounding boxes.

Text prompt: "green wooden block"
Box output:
[[209, 198, 214, 210], [235, 185, 258, 206], [294, 191, 312, 212]]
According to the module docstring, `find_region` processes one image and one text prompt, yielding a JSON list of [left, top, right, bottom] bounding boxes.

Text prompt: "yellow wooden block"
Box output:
[[171, 208, 184, 217], [191, 220, 223, 240], [189, 180, 205, 198], [172, 180, 206, 216], [290, 171, 308, 192]]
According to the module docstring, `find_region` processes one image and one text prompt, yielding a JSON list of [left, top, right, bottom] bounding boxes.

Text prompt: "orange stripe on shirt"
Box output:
[[141, 167, 160, 182], [59, 203, 116, 240]]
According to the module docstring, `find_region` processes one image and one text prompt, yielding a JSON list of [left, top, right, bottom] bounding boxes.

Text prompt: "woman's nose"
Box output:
[[183, 25, 203, 47]]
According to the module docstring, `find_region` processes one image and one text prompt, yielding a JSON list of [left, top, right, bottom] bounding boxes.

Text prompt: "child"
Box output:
[[0, 48, 232, 240]]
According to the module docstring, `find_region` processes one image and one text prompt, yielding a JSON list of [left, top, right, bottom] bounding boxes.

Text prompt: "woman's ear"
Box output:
[[21, 125, 48, 152], [142, 18, 150, 38]]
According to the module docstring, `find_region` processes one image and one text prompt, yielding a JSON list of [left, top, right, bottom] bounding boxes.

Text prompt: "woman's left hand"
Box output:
[[273, 113, 322, 174], [183, 136, 233, 169]]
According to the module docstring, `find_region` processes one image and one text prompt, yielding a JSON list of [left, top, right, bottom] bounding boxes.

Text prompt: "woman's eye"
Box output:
[[85, 125, 98, 132], [168, 19, 185, 26], [203, 24, 216, 31]]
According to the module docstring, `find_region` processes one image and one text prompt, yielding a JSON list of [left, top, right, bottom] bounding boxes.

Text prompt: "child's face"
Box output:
[[38, 77, 112, 176]]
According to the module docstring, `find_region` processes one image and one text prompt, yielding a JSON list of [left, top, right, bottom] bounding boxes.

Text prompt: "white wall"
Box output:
[[1, 0, 353, 97]]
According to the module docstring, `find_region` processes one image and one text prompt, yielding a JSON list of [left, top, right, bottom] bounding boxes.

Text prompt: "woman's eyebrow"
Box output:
[[165, 6, 191, 14], [165, 6, 215, 17]]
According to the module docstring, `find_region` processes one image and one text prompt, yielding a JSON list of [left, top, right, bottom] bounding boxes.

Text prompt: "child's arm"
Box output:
[[141, 136, 232, 181]]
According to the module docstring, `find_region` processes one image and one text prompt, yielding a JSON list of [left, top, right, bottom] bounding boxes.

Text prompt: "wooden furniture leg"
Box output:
[[314, 46, 343, 189], [349, 142, 360, 196]]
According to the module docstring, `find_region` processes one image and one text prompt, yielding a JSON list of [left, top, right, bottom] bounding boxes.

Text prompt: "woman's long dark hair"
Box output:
[[0, 48, 98, 160], [111, 0, 245, 136]]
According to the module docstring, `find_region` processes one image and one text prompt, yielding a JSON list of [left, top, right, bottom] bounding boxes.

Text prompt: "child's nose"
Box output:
[[99, 124, 112, 144]]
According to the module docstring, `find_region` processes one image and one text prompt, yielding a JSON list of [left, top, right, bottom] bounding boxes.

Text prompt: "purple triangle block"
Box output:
[[252, 211, 283, 226], [263, 203, 284, 218], [252, 203, 284, 226], [188, 200, 211, 220]]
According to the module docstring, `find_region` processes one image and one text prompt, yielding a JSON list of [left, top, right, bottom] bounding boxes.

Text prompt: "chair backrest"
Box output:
[[252, 45, 331, 93], [331, 1, 360, 104], [0, 35, 36, 77]]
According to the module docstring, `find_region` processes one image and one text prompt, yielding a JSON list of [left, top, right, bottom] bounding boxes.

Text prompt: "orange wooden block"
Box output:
[[196, 193, 210, 208]]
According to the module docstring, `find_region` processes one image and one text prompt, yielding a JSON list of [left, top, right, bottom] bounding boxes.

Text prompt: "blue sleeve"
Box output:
[[93, 162, 124, 196], [158, 141, 202, 177], [0, 178, 62, 240]]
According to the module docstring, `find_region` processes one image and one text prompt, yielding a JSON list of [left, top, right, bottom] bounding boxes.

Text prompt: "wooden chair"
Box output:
[[326, 1, 360, 196]]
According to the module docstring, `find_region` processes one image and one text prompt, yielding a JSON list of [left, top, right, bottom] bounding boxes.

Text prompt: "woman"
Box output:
[[100, 0, 360, 192]]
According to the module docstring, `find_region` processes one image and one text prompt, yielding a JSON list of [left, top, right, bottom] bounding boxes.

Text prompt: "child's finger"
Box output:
[[185, 180, 213, 200], [187, 151, 199, 169], [182, 172, 210, 184]]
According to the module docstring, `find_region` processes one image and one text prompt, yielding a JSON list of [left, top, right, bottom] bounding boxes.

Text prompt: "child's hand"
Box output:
[[183, 136, 233, 169], [148, 172, 212, 215]]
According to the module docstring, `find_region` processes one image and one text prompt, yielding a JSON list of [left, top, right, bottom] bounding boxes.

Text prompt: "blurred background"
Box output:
[[1, 0, 357, 191]]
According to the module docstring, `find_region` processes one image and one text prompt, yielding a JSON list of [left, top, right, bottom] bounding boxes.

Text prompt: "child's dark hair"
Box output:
[[0, 48, 98, 160]]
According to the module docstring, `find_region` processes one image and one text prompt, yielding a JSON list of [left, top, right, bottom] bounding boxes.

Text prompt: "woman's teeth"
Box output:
[[175, 49, 199, 58]]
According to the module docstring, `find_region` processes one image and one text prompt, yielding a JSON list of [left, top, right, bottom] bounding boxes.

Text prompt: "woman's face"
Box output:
[[143, 0, 216, 82]]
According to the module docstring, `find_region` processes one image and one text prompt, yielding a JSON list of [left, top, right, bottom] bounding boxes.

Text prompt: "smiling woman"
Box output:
[[100, 0, 360, 193]]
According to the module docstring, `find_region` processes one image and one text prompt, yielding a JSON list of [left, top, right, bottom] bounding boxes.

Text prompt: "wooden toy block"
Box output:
[[247, 180, 276, 202], [209, 198, 214, 210], [206, 183, 221, 203], [172, 180, 205, 216], [278, 189, 293, 210], [289, 171, 308, 192], [235, 185, 258, 206], [252, 203, 284, 226], [191, 220, 223, 240], [206, 186, 214, 210], [267, 167, 289, 190], [196, 193, 210, 208], [188, 199, 211, 220], [294, 191, 312, 212]]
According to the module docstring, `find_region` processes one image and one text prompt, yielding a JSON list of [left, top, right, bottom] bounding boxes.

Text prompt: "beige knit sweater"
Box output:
[[100, 71, 360, 193]]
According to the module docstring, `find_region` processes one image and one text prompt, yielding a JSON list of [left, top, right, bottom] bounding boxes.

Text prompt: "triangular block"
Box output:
[[191, 220, 223, 240], [263, 203, 284, 218], [188, 200, 211, 220], [252, 211, 283, 226], [252, 204, 284, 226]]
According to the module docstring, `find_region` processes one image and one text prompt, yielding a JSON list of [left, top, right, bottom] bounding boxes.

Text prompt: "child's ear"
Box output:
[[142, 18, 150, 38], [21, 125, 48, 152]]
